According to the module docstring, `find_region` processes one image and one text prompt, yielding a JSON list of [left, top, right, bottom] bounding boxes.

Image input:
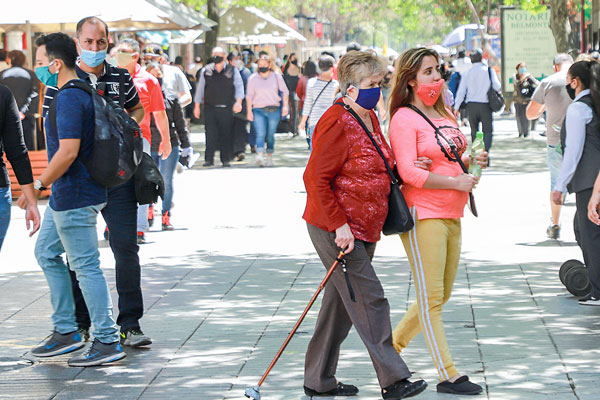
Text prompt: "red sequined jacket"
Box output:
[[303, 100, 394, 243]]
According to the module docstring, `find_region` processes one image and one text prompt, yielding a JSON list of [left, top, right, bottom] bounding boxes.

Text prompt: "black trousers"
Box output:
[[70, 178, 143, 332], [467, 102, 494, 151], [232, 116, 248, 155], [514, 102, 530, 137], [575, 189, 600, 298], [204, 105, 233, 164]]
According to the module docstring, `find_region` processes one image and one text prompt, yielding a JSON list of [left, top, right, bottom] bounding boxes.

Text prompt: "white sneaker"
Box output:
[[256, 154, 264, 167], [266, 157, 274, 167], [579, 295, 600, 306]]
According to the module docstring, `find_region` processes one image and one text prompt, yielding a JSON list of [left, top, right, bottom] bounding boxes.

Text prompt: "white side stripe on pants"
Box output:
[[408, 207, 450, 380]]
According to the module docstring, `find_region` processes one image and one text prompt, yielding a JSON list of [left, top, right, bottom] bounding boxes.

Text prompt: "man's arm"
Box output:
[[193, 69, 206, 119], [153, 110, 172, 159], [38, 138, 80, 187], [232, 68, 244, 113], [526, 101, 545, 120], [126, 101, 145, 124], [175, 67, 192, 108]]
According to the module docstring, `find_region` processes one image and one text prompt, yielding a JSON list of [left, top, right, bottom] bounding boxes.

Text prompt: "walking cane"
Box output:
[[245, 250, 346, 400]]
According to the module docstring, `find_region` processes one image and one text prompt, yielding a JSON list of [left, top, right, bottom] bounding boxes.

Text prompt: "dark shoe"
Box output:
[[162, 211, 174, 231], [546, 224, 560, 240], [304, 382, 359, 397], [103, 226, 109, 241], [137, 231, 146, 245], [436, 376, 482, 395], [120, 328, 152, 347], [382, 379, 428, 399], [222, 162, 231, 167], [67, 339, 126, 367], [202, 161, 214, 167], [236, 153, 245, 161], [250, 145, 256, 153], [31, 331, 84, 357], [579, 295, 600, 306]]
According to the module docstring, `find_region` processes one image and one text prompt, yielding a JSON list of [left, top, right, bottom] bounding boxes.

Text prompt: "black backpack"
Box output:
[[49, 79, 143, 188]]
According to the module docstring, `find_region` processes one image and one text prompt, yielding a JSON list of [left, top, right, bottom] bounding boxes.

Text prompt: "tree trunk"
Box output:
[[549, 0, 570, 53], [204, 0, 219, 62]]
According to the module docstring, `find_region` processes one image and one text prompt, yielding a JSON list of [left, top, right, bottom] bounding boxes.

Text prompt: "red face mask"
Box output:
[[416, 79, 445, 106]]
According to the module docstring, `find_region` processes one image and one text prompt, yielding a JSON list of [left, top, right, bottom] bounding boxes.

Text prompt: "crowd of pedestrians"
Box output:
[[2, 13, 600, 400]]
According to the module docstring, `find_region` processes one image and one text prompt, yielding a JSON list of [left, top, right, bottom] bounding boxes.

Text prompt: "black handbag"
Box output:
[[487, 67, 504, 112], [134, 153, 165, 205], [339, 103, 414, 235], [407, 105, 478, 217]]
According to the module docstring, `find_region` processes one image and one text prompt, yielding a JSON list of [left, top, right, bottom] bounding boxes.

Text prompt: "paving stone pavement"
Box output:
[[0, 115, 599, 400]]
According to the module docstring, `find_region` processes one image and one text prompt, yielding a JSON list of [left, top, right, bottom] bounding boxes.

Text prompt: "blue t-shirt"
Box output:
[[45, 81, 106, 211]]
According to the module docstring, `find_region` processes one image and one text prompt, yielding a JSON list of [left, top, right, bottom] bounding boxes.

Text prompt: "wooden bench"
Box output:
[[4, 150, 51, 199]]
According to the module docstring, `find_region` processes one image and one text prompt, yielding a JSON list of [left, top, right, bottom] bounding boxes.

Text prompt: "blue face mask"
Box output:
[[519, 67, 527, 74], [80, 49, 107, 67], [353, 86, 381, 110], [35, 62, 58, 87]]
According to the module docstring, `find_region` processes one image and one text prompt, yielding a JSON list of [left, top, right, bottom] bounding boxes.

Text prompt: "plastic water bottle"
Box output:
[[469, 131, 485, 177]]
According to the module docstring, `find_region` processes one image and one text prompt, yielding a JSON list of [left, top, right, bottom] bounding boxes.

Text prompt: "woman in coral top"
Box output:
[[388, 48, 487, 396], [302, 51, 427, 400]]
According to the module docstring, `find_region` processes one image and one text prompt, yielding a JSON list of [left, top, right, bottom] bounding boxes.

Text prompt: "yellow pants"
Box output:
[[392, 208, 461, 381]]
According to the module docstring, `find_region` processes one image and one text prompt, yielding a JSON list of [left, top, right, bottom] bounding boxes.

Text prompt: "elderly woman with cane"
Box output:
[[302, 50, 427, 400]]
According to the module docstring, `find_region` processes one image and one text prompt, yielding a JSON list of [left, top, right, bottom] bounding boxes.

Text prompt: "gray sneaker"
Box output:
[[31, 331, 85, 357], [547, 224, 560, 239], [120, 328, 152, 348], [67, 339, 126, 367]]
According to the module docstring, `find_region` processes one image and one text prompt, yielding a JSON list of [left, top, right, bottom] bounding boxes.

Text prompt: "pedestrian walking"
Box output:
[[527, 53, 573, 240], [246, 55, 289, 167], [142, 44, 192, 108], [116, 38, 171, 244], [302, 50, 427, 400], [193, 47, 244, 167], [228, 51, 251, 161], [298, 54, 338, 150], [513, 62, 539, 138], [0, 84, 40, 250], [29, 32, 125, 367], [454, 48, 501, 152], [551, 60, 600, 306], [0, 50, 40, 150], [388, 47, 487, 395], [282, 53, 300, 135], [146, 62, 191, 231], [296, 60, 317, 118]]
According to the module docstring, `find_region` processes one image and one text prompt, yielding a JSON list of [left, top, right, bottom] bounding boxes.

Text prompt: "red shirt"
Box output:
[[296, 75, 308, 111], [303, 100, 394, 243], [131, 64, 165, 142]]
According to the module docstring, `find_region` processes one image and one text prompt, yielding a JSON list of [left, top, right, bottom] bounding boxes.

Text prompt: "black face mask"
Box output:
[[258, 67, 269, 73], [291, 59, 298, 65], [214, 56, 224, 64], [565, 83, 576, 100]]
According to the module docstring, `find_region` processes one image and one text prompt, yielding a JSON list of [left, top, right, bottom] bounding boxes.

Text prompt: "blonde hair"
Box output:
[[337, 51, 387, 95], [389, 47, 454, 122]]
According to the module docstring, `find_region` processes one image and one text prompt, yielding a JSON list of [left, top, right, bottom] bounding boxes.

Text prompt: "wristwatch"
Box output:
[[34, 179, 47, 191]]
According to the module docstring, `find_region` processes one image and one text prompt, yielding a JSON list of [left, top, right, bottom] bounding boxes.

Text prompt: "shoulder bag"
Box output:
[[338, 103, 414, 235], [487, 67, 504, 112], [407, 104, 478, 217]]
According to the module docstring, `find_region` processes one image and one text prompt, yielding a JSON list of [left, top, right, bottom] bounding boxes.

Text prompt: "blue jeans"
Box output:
[[151, 145, 179, 212], [35, 203, 119, 343], [0, 186, 11, 251], [252, 107, 280, 154]]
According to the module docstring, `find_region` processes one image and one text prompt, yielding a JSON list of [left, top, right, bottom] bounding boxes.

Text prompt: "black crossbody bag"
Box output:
[[305, 80, 332, 131], [338, 103, 414, 235], [406, 104, 478, 217]]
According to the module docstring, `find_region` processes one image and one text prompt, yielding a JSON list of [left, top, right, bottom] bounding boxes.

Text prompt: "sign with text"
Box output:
[[501, 8, 556, 93]]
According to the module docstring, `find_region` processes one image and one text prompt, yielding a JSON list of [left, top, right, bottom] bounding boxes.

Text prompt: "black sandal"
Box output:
[[304, 382, 359, 397], [436, 375, 482, 395]]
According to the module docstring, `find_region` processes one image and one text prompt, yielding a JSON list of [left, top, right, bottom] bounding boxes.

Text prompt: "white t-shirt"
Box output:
[[161, 64, 191, 100]]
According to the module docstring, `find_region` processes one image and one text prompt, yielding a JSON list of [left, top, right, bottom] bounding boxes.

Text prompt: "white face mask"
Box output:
[[235, 59, 244, 69]]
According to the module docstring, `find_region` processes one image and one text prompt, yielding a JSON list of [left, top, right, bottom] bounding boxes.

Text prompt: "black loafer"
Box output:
[[304, 382, 359, 397], [436, 375, 482, 395], [382, 379, 428, 399]]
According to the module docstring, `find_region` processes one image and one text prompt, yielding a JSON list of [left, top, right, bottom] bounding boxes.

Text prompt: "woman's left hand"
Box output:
[[414, 157, 432, 170], [476, 151, 489, 169], [281, 105, 289, 117]]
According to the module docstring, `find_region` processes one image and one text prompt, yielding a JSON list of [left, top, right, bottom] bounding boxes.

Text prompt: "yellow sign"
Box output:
[[501, 8, 557, 92]]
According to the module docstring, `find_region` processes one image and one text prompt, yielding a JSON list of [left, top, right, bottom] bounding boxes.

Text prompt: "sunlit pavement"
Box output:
[[1, 114, 598, 399]]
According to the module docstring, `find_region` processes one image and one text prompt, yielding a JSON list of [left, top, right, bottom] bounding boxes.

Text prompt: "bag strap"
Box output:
[[306, 80, 332, 128], [488, 67, 494, 92], [405, 104, 469, 174], [336, 102, 398, 185]]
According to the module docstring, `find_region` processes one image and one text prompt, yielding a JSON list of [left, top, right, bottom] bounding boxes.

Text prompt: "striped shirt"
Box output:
[[42, 61, 140, 116], [302, 78, 339, 128]]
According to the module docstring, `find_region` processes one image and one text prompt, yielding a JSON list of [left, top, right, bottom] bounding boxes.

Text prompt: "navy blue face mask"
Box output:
[[350, 86, 381, 110]]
